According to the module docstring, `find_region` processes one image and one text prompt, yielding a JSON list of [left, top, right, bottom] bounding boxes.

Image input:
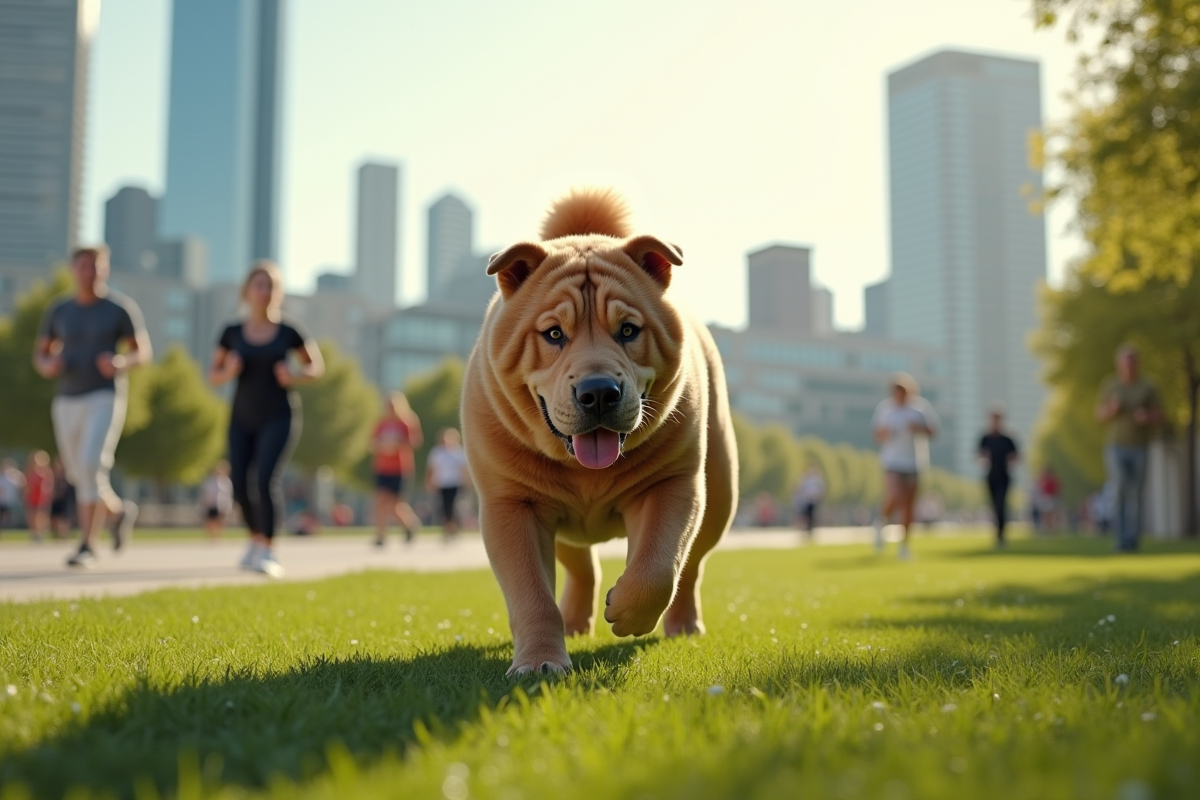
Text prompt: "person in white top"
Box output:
[[872, 373, 940, 559], [425, 428, 470, 541], [791, 465, 826, 538], [201, 460, 234, 541]]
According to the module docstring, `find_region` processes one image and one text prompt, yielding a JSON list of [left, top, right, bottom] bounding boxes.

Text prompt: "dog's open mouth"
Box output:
[[538, 396, 628, 469]]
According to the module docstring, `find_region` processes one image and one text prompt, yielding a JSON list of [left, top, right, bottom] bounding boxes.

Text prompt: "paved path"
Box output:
[[0, 526, 973, 603]]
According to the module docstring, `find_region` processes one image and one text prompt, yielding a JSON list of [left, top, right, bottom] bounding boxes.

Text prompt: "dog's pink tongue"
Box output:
[[572, 429, 622, 469]]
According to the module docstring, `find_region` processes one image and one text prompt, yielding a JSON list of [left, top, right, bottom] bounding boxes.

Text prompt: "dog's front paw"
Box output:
[[604, 572, 674, 637], [507, 642, 572, 678]]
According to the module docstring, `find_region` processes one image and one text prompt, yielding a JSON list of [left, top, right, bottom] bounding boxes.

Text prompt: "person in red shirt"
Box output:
[[1035, 465, 1062, 533], [24, 451, 55, 542], [373, 391, 424, 546]]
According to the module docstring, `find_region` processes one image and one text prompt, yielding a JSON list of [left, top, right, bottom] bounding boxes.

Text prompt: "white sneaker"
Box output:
[[898, 543, 912, 561], [256, 551, 285, 578], [239, 543, 262, 570]]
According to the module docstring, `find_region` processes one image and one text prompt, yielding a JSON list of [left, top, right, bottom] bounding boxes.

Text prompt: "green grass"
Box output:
[[1, 535, 1198, 800]]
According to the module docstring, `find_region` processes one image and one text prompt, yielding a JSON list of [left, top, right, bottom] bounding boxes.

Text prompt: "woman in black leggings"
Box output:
[[208, 261, 323, 576]]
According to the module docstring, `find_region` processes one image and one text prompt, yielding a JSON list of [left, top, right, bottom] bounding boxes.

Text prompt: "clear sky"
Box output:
[[82, 0, 1083, 330]]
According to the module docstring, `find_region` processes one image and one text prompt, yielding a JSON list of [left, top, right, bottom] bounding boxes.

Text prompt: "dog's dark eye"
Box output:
[[542, 327, 566, 345], [617, 323, 641, 343]]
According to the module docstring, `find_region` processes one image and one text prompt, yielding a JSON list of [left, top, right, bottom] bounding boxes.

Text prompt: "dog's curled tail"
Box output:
[[540, 188, 631, 240]]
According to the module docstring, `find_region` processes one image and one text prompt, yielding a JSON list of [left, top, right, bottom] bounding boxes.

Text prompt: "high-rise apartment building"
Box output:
[[0, 0, 98, 268], [863, 280, 889, 337], [161, 0, 285, 284], [887, 49, 1047, 473], [747, 244, 813, 334], [104, 186, 159, 272], [353, 162, 399, 309], [426, 193, 473, 300]]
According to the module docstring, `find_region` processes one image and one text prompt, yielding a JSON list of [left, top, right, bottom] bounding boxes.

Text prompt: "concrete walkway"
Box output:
[[0, 526, 951, 603]]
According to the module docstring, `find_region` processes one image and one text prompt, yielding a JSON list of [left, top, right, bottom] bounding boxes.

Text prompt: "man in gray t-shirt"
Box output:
[[34, 246, 151, 568]]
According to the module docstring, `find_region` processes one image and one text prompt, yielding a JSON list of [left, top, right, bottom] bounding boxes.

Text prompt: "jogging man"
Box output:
[[33, 246, 151, 567], [978, 406, 1018, 549], [872, 373, 940, 560]]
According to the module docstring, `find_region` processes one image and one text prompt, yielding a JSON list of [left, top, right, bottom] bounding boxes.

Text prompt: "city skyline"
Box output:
[[80, 0, 1082, 330]]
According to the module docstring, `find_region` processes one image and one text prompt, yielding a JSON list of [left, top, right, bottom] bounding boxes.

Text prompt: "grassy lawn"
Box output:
[[1, 535, 1198, 799]]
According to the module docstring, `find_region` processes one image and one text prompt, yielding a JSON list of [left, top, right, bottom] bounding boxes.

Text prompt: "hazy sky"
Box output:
[[82, 0, 1084, 330]]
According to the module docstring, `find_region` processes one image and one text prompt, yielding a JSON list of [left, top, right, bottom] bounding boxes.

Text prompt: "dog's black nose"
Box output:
[[574, 375, 623, 416]]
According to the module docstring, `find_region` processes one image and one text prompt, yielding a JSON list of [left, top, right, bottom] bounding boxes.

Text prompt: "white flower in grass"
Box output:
[[941, 703, 958, 713], [707, 685, 725, 696], [191, 616, 199, 624], [1140, 712, 1156, 722], [871, 701, 886, 711], [443, 763, 469, 800], [1115, 673, 1130, 685], [1107, 614, 1116, 623], [5, 685, 16, 696]]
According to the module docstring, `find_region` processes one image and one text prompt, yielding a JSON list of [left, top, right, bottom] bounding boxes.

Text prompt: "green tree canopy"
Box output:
[[292, 339, 379, 476], [115, 346, 227, 485]]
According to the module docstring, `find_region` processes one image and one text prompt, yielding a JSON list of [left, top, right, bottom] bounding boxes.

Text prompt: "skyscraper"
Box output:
[[0, 0, 98, 268], [354, 162, 399, 309], [746, 244, 813, 334], [886, 49, 1047, 473], [161, 0, 285, 284], [104, 186, 159, 272], [426, 193, 473, 300], [863, 280, 889, 337]]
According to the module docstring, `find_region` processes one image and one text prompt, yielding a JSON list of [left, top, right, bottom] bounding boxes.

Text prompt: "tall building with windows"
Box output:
[[0, 0, 98, 268], [747, 245, 813, 334], [104, 186, 159, 272], [887, 49, 1047, 473], [863, 280, 889, 337], [161, 0, 285, 284], [426, 193, 473, 299], [353, 162, 399, 309]]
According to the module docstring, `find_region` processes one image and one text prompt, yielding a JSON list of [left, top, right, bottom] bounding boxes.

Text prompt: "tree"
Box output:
[[1034, 0, 1200, 534], [291, 340, 379, 476], [0, 271, 150, 452], [115, 346, 227, 486]]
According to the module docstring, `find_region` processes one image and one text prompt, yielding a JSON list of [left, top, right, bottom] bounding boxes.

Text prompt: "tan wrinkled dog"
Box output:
[[462, 189, 738, 676]]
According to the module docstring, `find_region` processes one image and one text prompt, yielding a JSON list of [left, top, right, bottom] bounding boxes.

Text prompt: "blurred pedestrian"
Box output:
[[49, 457, 72, 538], [1095, 345, 1163, 552], [426, 427, 469, 541], [1034, 466, 1062, 533], [371, 391, 423, 547], [209, 260, 324, 577], [978, 406, 1018, 549], [791, 465, 826, 539], [872, 373, 940, 560], [33, 246, 150, 567], [200, 460, 234, 542], [23, 451, 54, 542], [0, 459, 25, 535]]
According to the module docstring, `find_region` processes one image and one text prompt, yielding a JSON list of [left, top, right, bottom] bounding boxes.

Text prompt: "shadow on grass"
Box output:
[[0, 640, 649, 799], [952, 535, 1200, 559]]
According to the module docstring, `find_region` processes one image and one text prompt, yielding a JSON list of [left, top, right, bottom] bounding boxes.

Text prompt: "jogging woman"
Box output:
[[371, 391, 423, 547], [208, 261, 324, 577]]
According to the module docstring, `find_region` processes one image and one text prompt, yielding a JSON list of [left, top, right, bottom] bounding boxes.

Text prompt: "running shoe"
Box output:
[[256, 551, 285, 578], [403, 527, 415, 544], [66, 543, 97, 568], [111, 500, 138, 551], [239, 543, 262, 570]]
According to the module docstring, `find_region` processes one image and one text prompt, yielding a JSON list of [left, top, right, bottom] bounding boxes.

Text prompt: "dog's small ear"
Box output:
[[487, 242, 549, 298], [623, 235, 683, 288]]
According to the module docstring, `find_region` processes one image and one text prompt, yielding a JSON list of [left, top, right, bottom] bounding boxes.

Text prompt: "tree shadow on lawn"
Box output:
[[0, 639, 651, 800]]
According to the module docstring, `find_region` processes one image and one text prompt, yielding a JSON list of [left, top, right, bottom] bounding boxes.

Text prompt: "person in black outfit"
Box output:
[[208, 261, 324, 577], [978, 406, 1019, 549]]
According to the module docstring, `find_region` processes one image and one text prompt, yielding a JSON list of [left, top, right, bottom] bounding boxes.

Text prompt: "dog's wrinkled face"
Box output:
[[486, 235, 686, 469]]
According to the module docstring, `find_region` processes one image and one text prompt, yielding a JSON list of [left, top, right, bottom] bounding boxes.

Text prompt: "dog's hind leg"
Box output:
[[557, 541, 600, 636]]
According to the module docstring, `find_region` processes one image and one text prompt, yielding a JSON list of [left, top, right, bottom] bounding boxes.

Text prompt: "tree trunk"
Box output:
[[1184, 347, 1198, 539]]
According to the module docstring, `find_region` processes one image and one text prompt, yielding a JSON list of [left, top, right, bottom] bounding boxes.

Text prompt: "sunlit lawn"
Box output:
[[1, 535, 1198, 799]]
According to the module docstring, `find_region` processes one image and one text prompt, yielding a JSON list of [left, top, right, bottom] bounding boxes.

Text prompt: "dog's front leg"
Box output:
[[481, 496, 570, 676], [606, 475, 705, 637]]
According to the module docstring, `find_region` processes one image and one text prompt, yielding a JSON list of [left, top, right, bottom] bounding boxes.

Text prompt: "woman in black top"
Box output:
[[208, 261, 324, 576]]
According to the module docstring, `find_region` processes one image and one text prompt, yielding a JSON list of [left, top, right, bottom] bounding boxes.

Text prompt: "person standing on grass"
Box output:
[[1096, 345, 1163, 552], [33, 246, 150, 568], [872, 373, 940, 560], [0, 459, 24, 535], [426, 427, 469, 542], [200, 460, 234, 541], [978, 406, 1018, 549], [24, 451, 55, 542], [371, 391, 423, 547], [791, 465, 826, 540], [209, 261, 324, 577]]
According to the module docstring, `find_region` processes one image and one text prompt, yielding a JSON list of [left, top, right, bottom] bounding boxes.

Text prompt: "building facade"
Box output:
[[426, 193, 474, 300], [353, 162, 399, 309], [161, 0, 285, 284], [0, 0, 97, 269], [863, 279, 889, 337], [887, 49, 1047, 473], [104, 186, 159, 273], [747, 244, 813, 335]]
